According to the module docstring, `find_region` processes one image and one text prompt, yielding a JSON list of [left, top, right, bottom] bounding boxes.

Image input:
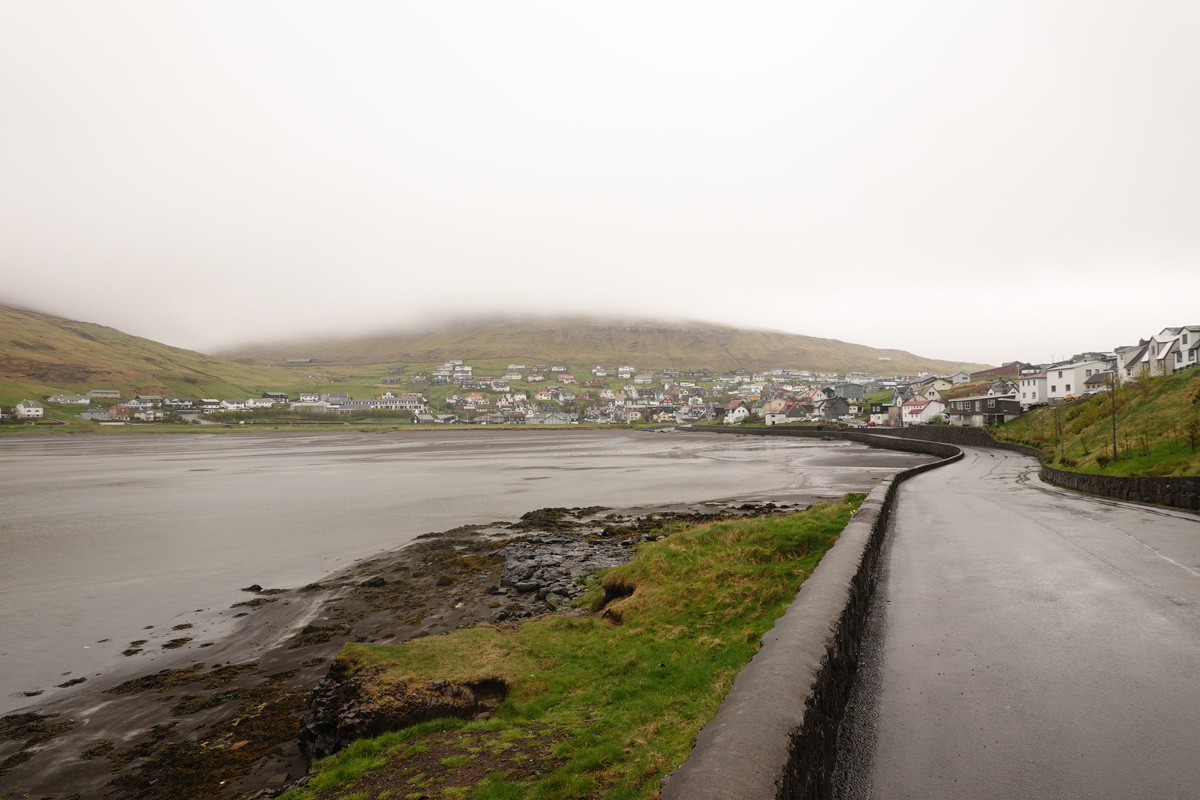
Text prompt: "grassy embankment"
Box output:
[[991, 368, 1200, 476], [280, 494, 866, 800]]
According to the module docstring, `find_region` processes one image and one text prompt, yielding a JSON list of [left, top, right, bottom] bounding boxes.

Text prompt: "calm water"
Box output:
[[0, 430, 922, 712]]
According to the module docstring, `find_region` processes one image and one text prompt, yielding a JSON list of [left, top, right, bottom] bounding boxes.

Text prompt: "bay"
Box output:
[[0, 429, 922, 712]]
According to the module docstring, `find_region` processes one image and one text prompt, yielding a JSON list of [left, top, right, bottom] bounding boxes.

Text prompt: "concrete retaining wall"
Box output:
[[661, 429, 962, 800], [849, 425, 1200, 512]]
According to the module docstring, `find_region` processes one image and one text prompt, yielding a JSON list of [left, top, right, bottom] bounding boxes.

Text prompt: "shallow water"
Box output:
[[0, 429, 922, 712]]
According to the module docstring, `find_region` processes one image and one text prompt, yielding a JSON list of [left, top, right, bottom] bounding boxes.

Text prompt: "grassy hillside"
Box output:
[[0, 303, 297, 406], [219, 317, 989, 375], [992, 368, 1200, 476]]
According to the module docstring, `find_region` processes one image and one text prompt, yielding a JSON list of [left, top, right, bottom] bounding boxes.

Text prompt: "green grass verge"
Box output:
[[991, 368, 1200, 476], [280, 494, 866, 800]]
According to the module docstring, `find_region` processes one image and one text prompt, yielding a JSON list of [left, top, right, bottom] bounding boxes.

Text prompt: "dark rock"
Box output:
[[298, 663, 507, 763], [241, 584, 263, 593], [360, 576, 387, 588]]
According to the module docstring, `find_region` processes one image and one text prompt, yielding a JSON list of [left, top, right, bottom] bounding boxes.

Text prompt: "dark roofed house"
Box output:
[[947, 395, 1021, 427], [1084, 371, 1114, 393]]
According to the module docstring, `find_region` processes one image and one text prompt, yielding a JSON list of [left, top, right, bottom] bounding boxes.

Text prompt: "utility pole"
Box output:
[[1110, 372, 1118, 462], [1056, 403, 1065, 461]]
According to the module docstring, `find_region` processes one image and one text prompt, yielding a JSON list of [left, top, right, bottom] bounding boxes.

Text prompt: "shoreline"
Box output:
[[1, 429, 910, 714], [1, 495, 835, 800]]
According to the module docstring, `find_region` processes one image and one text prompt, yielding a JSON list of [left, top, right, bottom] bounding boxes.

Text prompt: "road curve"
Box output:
[[833, 446, 1200, 800]]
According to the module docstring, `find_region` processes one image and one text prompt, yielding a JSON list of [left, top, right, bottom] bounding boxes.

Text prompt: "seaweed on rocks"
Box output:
[[0, 712, 78, 777]]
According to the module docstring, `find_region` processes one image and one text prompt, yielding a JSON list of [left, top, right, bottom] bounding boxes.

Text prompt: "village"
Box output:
[[6, 325, 1197, 429]]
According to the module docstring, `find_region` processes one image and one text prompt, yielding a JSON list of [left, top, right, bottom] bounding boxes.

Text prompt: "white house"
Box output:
[[1045, 360, 1110, 402], [15, 399, 44, 419], [1149, 326, 1200, 376], [1018, 373, 1048, 409], [723, 401, 749, 425], [901, 398, 945, 425], [47, 394, 90, 405], [1115, 345, 1148, 382]]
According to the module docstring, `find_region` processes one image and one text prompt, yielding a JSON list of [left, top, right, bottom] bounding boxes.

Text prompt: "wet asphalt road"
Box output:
[[833, 447, 1200, 800]]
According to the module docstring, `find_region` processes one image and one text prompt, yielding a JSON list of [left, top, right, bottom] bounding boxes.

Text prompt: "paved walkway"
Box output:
[[834, 447, 1200, 799]]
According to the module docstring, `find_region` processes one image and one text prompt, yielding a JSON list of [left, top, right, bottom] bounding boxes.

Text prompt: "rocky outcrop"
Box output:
[[298, 661, 507, 763], [488, 533, 643, 620]]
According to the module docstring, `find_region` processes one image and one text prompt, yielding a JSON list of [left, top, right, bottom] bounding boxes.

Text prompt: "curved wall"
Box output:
[[662, 429, 961, 800]]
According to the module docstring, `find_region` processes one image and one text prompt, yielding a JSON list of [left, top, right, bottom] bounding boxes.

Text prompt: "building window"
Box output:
[[1065, 385, 1071, 391], [1051, 386, 1056, 392], [988, 399, 995, 408]]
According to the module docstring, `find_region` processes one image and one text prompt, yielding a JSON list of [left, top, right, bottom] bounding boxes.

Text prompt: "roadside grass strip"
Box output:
[[281, 493, 865, 800]]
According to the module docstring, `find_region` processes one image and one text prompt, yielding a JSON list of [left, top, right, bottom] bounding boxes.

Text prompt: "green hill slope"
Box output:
[[992, 368, 1200, 476], [0, 303, 296, 405], [220, 317, 987, 375]]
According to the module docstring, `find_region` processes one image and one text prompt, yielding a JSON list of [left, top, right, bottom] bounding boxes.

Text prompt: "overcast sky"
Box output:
[[2, 2, 1198, 366]]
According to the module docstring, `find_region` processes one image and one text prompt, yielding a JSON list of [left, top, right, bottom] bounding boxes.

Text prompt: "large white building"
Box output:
[[1045, 360, 1110, 402]]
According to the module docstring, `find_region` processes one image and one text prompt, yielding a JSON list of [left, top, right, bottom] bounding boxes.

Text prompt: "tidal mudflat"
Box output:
[[0, 429, 931, 797]]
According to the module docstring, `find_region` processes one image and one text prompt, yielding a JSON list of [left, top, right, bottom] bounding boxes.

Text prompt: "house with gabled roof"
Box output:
[[723, 400, 749, 425], [1149, 325, 1200, 376], [15, 399, 44, 419], [901, 397, 945, 425], [1083, 371, 1114, 394]]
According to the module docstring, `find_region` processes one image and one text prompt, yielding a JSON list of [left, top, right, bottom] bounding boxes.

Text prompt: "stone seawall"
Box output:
[[662, 428, 962, 800], [1039, 466, 1200, 510]]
